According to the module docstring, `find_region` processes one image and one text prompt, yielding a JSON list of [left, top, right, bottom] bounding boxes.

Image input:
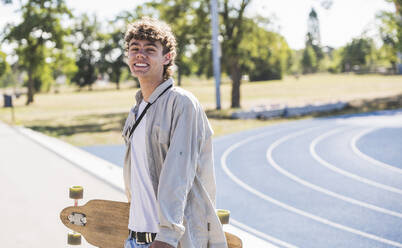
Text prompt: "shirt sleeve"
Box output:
[[154, 97, 202, 247]]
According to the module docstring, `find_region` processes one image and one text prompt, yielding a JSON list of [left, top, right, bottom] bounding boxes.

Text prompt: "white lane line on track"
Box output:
[[221, 127, 402, 247], [269, 127, 402, 219], [231, 219, 298, 248], [221, 130, 299, 248], [351, 127, 402, 175], [311, 127, 402, 196]]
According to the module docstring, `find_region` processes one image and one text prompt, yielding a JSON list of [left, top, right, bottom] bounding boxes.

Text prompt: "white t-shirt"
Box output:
[[128, 100, 160, 233]]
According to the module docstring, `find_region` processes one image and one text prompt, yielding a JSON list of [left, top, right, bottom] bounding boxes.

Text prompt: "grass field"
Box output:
[[1, 74, 401, 146]]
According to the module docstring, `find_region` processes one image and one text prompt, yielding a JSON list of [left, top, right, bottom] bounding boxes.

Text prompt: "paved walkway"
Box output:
[[0, 121, 275, 248], [0, 121, 126, 247]]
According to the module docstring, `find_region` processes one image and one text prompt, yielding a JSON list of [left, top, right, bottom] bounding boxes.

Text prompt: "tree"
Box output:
[[220, 0, 252, 108], [378, 0, 402, 72], [98, 26, 126, 90], [240, 20, 291, 81], [377, 11, 399, 72], [0, 50, 13, 88], [3, 0, 71, 104], [301, 45, 317, 73], [389, 0, 402, 53], [340, 37, 376, 72], [72, 14, 102, 90], [192, 0, 287, 106], [184, 1, 213, 78]]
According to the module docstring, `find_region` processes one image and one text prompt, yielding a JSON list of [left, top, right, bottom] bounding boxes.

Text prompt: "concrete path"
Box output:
[[0, 121, 274, 248], [0, 121, 126, 247]]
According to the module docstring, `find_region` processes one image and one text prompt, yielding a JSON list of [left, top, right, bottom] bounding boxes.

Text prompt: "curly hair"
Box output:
[[124, 17, 177, 80]]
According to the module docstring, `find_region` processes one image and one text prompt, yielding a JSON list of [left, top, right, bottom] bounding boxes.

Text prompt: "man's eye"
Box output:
[[131, 48, 139, 51], [147, 49, 155, 52]]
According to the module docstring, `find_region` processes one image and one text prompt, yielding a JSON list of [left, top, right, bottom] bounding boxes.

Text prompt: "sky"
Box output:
[[0, 0, 396, 51]]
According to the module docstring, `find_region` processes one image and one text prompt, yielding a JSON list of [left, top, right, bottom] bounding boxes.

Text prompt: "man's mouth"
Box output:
[[134, 63, 149, 68]]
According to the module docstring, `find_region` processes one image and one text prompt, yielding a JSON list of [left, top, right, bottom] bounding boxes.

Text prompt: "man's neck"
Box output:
[[139, 77, 164, 102]]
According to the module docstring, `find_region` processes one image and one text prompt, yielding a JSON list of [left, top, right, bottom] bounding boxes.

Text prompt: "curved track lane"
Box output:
[[214, 109, 402, 248]]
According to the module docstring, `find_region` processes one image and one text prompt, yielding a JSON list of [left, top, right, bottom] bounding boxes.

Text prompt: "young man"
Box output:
[[121, 17, 228, 248]]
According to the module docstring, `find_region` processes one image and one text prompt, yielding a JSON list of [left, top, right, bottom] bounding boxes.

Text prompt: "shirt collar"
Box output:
[[135, 78, 174, 104]]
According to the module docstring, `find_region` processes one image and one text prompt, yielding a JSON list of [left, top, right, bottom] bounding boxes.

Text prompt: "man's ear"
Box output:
[[163, 52, 172, 65]]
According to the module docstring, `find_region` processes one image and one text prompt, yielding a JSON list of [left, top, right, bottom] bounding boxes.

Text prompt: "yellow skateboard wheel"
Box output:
[[216, 209, 230, 225], [67, 233, 81, 245], [69, 186, 83, 199]]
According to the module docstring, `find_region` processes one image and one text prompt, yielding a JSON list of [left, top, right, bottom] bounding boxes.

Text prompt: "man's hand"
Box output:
[[150, 240, 174, 248]]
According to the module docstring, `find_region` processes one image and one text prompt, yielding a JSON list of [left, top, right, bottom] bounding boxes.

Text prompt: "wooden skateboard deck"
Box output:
[[60, 199, 242, 248], [60, 200, 129, 248], [225, 232, 242, 248]]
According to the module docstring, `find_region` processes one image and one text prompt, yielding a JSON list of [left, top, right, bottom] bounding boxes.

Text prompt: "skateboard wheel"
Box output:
[[216, 209, 230, 225], [69, 186, 83, 199], [67, 233, 81, 245]]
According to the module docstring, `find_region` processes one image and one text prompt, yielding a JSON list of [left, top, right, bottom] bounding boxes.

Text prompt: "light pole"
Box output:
[[210, 0, 221, 110]]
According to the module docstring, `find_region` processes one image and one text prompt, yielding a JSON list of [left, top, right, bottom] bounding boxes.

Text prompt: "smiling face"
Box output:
[[127, 39, 171, 84]]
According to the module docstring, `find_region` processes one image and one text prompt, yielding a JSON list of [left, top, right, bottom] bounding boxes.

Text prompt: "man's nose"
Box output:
[[136, 50, 146, 58]]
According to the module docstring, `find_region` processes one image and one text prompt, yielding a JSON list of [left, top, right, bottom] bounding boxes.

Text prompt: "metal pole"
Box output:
[[210, 0, 221, 110]]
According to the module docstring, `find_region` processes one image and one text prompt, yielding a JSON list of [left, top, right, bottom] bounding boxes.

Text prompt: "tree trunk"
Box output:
[[26, 71, 34, 105], [230, 61, 241, 108], [116, 81, 120, 90]]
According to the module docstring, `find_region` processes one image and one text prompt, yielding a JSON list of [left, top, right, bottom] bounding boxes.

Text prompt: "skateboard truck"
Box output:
[[67, 186, 84, 245], [68, 212, 87, 226]]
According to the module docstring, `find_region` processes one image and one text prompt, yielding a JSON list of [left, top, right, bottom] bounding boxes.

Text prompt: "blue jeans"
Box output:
[[124, 236, 152, 248]]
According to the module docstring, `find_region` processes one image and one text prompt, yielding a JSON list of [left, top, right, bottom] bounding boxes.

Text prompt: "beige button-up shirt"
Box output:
[[122, 78, 228, 248]]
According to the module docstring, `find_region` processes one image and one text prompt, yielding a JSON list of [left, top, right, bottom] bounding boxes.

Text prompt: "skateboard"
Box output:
[[60, 186, 242, 248]]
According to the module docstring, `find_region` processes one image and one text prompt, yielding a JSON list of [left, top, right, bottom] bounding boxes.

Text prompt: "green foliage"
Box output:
[[306, 33, 324, 61], [34, 62, 54, 92], [98, 26, 126, 89], [325, 48, 343, 73], [301, 46, 317, 73], [0, 69, 19, 88], [377, 9, 400, 72], [71, 14, 101, 89], [287, 49, 303, 74], [388, 0, 402, 53], [240, 21, 291, 81], [3, 0, 72, 104], [340, 37, 376, 72], [0, 50, 9, 79], [0, 50, 12, 88], [50, 43, 78, 85], [301, 32, 324, 74]]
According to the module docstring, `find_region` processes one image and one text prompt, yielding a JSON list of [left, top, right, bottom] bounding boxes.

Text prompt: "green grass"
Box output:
[[1, 73, 402, 146]]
